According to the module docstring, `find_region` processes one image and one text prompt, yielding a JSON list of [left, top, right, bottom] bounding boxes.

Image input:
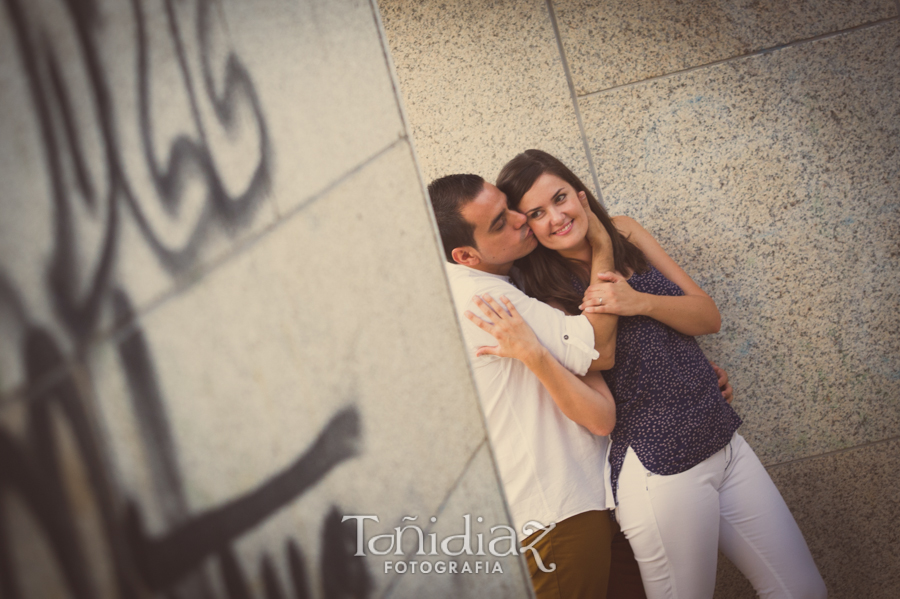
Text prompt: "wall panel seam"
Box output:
[[544, 0, 605, 206], [369, 0, 454, 314], [0, 138, 408, 405], [764, 435, 900, 470], [377, 437, 499, 599], [578, 16, 900, 101], [369, 0, 415, 150]]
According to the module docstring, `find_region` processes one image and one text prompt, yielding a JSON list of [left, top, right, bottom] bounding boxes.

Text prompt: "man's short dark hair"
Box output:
[[427, 174, 485, 262]]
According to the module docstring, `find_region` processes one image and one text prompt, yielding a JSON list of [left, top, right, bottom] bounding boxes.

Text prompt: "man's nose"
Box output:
[[511, 210, 528, 229]]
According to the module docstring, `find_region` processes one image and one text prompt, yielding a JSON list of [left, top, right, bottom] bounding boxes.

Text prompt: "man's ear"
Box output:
[[451, 246, 481, 267]]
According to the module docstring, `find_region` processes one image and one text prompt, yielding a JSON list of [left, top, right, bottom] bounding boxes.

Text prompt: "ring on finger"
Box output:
[[597, 297, 603, 305]]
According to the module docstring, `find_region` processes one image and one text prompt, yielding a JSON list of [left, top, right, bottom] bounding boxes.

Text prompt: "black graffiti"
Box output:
[[126, 406, 361, 590], [0, 325, 365, 596], [214, 512, 372, 599], [113, 288, 191, 532], [0, 325, 137, 598], [0, 0, 367, 596], [3, 0, 269, 341], [3, 0, 119, 342], [131, 0, 270, 268]]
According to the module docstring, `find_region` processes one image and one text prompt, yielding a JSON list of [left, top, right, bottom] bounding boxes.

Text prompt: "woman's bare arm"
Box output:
[[580, 215, 721, 336], [466, 294, 616, 435]]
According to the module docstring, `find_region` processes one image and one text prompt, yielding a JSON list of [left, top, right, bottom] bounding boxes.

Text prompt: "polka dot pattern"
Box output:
[[597, 266, 742, 503]]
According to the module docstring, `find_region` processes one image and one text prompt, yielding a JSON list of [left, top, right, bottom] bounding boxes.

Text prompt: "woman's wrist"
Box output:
[[637, 292, 654, 318]]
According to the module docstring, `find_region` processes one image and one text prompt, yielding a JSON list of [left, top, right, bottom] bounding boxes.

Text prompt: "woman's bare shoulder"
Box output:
[[611, 214, 643, 235]]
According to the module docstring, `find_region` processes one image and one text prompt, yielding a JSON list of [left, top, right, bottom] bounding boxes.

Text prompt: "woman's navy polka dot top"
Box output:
[[590, 265, 742, 503]]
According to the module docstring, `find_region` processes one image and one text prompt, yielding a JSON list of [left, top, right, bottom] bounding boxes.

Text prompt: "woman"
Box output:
[[490, 149, 826, 599]]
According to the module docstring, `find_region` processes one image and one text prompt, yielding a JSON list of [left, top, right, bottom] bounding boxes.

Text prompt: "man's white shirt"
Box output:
[[445, 263, 615, 539]]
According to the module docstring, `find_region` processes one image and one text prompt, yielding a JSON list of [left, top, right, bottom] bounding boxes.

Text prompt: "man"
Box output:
[[429, 173, 642, 598], [428, 174, 732, 599]]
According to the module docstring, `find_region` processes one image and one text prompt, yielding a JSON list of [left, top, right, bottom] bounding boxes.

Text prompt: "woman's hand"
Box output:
[[465, 294, 546, 364], [579, 271, 648, 317], [607, 216, 722, 336], [579, 191, 612, 260]]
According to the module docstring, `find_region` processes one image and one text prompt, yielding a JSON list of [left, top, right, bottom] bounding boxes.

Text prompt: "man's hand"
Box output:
[[710, 361, 733, 404], [465, 294, 546, 366], [580, 193, 617, 370], [578, 191, 612, 260]]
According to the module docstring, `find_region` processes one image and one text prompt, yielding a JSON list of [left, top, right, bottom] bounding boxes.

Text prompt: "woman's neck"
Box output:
[[558, 238, 593, 265]]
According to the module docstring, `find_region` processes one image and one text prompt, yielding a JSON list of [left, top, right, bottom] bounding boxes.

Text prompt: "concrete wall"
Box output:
[[0, 0, 533, 597], [379, 0, 900, 596]]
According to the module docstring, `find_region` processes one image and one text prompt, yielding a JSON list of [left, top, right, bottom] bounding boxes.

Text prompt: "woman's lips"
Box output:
[[553, 220, 573, 236]]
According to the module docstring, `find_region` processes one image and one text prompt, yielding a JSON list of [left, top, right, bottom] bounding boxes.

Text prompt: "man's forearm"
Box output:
[[586, 246, 618, 370]]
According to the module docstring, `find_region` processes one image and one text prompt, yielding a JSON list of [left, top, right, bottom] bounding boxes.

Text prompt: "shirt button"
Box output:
[[563, 335, 569, 340]]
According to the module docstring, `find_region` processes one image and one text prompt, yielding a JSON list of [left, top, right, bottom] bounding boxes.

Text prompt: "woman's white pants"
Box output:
[[615, 433, 827, 599]]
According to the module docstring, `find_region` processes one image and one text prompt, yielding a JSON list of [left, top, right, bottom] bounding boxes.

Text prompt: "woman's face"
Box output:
[[517, 173, 589, 253]]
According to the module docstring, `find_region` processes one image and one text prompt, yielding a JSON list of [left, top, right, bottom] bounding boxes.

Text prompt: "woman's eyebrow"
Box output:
[[527, 188, 565, 214]]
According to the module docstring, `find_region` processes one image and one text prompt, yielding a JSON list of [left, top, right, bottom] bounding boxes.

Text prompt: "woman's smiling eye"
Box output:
[[528, 209, 543, 219], [554, 193, 566, 204]]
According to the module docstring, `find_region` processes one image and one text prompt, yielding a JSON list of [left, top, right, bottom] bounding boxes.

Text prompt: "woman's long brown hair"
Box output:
[[497, 149, 648, 314]]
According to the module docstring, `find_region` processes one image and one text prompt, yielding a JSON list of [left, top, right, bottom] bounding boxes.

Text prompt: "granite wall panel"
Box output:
[[379, 1, 899, 595], [580, 21, 900, 465], [714, 439, 900, 598], [382, 442, 533, 599], [555, 0, 898, 93], [379, 0, 591, 186]]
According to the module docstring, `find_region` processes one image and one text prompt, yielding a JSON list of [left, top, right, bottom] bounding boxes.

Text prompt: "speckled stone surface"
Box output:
[[377, 2, 898, 595], [714, 438, 900, 598], [554, 0, 899, 94], [379, 0, 592, 185], [580, 21, 900, 466]]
